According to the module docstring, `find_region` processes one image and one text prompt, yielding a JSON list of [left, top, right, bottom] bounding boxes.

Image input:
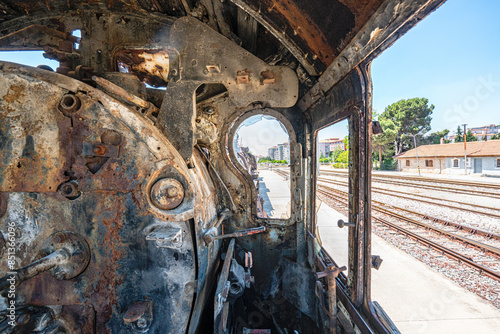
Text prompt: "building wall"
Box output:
[[482, 157, 500, 176], [318, 142, 330, 157], [398, 157, 446, 174], [399, 156, 500, 175], [444, 157, 473, 175], [444, 157, 500, 176], [268, 147, 277, 159]]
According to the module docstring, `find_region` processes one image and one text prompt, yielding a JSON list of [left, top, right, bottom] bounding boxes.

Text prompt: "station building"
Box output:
[[397, 140, 500, 176]]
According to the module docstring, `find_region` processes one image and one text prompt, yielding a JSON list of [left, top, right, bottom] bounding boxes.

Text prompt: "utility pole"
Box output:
[[462, 124, 467, 175], [413, 134, 421, 177]]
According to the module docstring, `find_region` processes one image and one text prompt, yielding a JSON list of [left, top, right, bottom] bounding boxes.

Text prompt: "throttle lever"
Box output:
[[204, 226, 266, 245], [0, 231, 90, 296]]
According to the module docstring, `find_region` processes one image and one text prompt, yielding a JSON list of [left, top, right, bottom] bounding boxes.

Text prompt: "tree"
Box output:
[[336, 150, 349, 163], [330, 147, 343, 162], [455, 126, 463, 142], [343, 135, 349, 150], [379, 98, 434, 155], [335, 135, 350, 164], [372, 118, 397, 163], [422, 129, 449, 145], [491, 133, 500, 140], [466, 129, 477, 142]]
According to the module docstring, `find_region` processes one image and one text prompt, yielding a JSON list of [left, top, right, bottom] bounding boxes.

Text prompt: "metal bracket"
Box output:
[[156, 17, 298, 163], [146, 226, 183, 248]]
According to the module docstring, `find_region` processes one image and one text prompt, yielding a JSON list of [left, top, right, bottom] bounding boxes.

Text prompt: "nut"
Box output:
[[59, 94, 81, 116], [93, 145, 106, 156], [150, 178, 185, 210]]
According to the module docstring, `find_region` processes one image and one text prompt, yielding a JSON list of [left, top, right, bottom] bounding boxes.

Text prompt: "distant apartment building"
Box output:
[[267, 142, 290, 161], [268, 146, 278, 159], [318, 138, 345, 157], [446, 124, 500, 142], [276, 142, 290, 161], [470, 124, 500, 140]]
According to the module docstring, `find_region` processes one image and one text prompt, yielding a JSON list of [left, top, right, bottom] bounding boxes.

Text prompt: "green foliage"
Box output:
[[320, 152, 325, 159], [343, 135, 349, 150], [491, 133, 500, 140], [372, 118, 398, 162], [422, 129, 449, 145], [319, 158, 331, 163], [455, 126, 463, 142], [332, 163, 348, 169], [373, 159, 398, 171], [466, 129, 477, 142], [379, 97, 434, 155], [336, 150, 349, 163], [258, 158, 287, 164], [329, 147, 343, 162]]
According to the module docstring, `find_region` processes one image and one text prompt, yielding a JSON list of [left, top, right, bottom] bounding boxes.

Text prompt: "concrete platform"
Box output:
[[258, 169, 291, 219], [316, 202, 500, 334]]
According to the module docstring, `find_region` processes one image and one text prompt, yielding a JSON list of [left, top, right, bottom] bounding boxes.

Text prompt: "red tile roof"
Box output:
[[398, 140, 500, 158]]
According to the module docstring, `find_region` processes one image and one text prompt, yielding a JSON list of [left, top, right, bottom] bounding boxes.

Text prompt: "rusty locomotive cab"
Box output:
[[0, 1, 444, 333]]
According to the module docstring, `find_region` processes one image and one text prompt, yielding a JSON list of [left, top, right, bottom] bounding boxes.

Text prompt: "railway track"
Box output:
[[274, 168, 500, 219], [320, 169, 500, 193], [272, 169, 500, 280], [318, 177, 500, 219]]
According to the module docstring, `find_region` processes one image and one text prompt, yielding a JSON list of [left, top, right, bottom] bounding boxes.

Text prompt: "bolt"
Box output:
[[166, 186, 178, 197], [136, 317, 147, 330], [54, 269, 66, 280], [184, 281, 196, 294], [93, 145, 106, 156], [59, 182, 79, 199], [150, 178, 185, 210]]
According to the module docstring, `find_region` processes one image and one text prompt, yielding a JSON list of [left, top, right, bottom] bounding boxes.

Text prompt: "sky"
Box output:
[[2, 1, 498, 150], [320, 0, 500, 140], [236, 116, 289, 156]]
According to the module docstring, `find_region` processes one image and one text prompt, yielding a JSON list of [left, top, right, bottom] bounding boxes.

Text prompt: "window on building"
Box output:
[[406, 160, 410, 167], [497, 159, 500, 168], [425, 160, 433, 167], [453, 159, 459, 168]]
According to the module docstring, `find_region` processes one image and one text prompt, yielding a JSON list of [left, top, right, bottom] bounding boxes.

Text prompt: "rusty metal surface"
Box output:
[[299, 0, 447, 111], [0, 62, 219, 333], [116, 49, 172, 87]]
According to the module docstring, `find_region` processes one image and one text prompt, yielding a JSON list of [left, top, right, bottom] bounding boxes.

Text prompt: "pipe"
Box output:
[[92, 76, 159, 117]]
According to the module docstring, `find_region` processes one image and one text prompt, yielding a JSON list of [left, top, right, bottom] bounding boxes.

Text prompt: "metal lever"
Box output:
[[203, 209, 232, 245], [0, 249, 69, 294], [337, 219, 356, 228], [0, 231, 90, 295], [316, 265, 347, 334], [204, 226, 266, 245]]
